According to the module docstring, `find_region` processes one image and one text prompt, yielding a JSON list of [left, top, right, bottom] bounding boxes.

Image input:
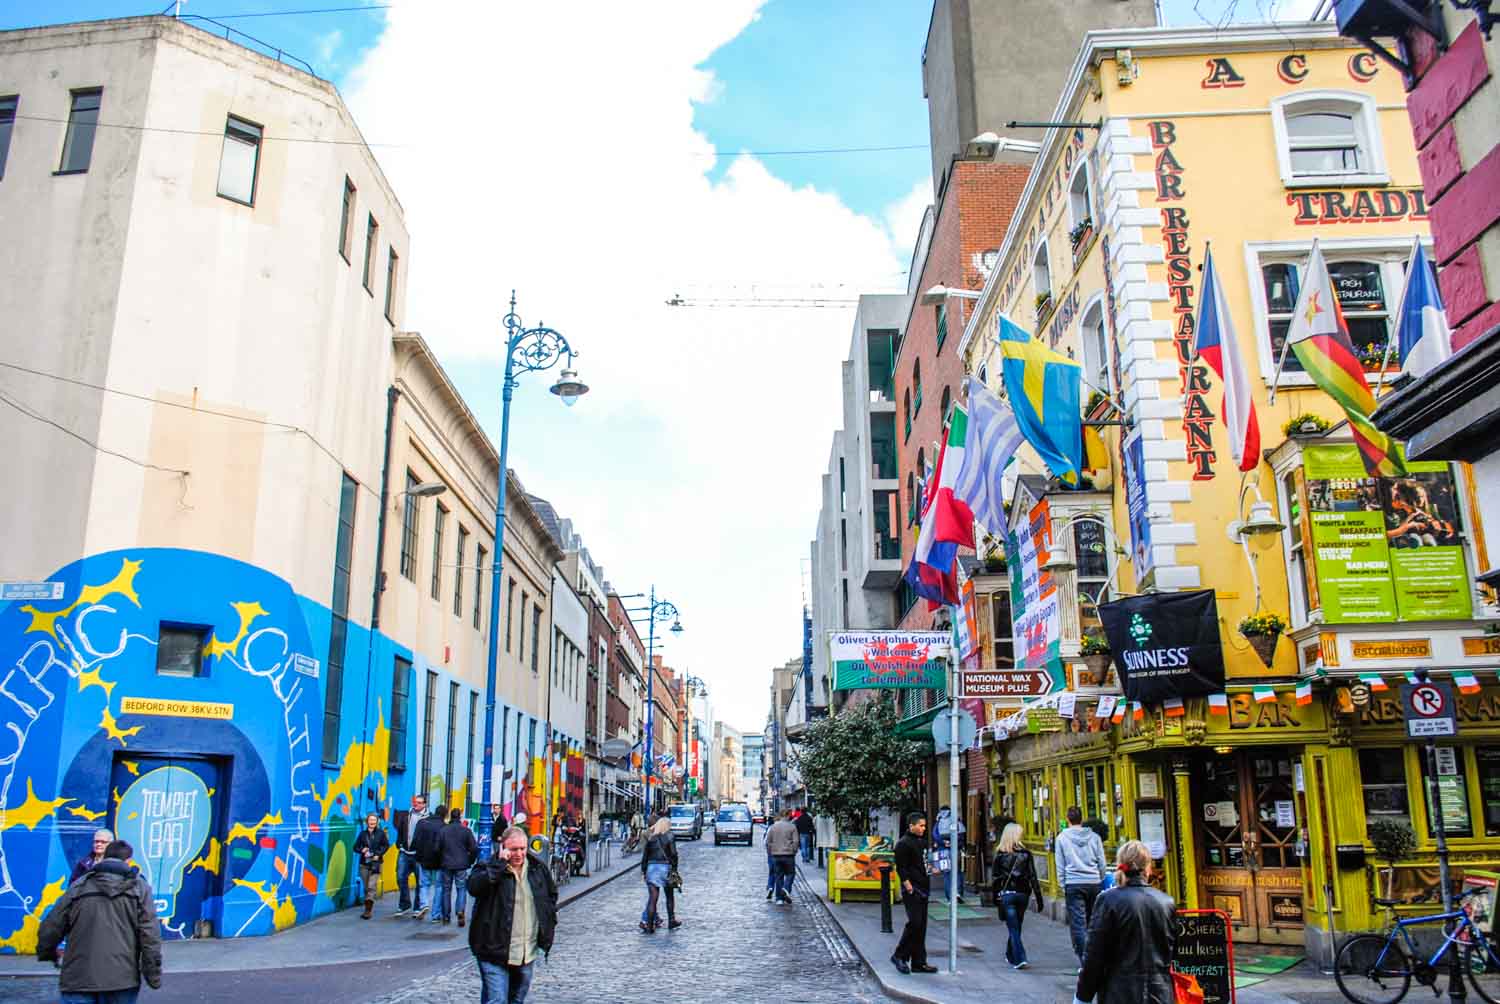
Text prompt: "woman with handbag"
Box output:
[[638, 817, 682, 933], [990, 823, 1044, 969], [1073, 839, 1176, 1004]]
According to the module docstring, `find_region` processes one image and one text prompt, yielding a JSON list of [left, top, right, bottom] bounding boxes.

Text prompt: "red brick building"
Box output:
[[895, 157, 1031, 629]]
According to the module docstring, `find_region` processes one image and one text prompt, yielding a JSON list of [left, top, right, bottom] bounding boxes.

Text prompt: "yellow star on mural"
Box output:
[[65, 804, 106, 823], [205, 601, 269, 658], [0, 779, 71, 832], [77, 667, 115, 699], [1302, 289, 1324, 326], [78, 559, 142, 608], [99, 707, 142, 747]]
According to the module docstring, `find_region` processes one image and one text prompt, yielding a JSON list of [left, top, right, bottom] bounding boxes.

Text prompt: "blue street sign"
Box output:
[[0, 581, 64, 602]]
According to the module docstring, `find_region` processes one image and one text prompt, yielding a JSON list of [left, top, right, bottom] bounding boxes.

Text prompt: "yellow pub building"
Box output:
[[949, 23, 1500, 959]]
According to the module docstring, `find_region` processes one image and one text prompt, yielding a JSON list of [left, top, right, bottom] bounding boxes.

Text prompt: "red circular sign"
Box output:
[[1409, 683, 1448, 718]]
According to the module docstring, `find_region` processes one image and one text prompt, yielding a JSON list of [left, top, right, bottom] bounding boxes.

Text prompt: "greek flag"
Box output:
[[951, 376, 1024, 535]]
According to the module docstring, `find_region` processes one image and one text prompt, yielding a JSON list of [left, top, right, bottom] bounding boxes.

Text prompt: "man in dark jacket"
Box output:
[[1074, 840, 1175, 1004], [438, 807, 479, 927], [468, 825, 558, 1003], [392, 793, 428, 917], [413, 804, 447, 924], [793, 808, 816, 862], [353, 812, 391, 919], [891, 812, 938, 975], [37, 839, 163, 1002]]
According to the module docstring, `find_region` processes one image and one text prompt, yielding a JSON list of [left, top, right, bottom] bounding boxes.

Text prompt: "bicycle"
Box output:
[[1334, 888, 1500, 1003], [622, 829, 641, 856]]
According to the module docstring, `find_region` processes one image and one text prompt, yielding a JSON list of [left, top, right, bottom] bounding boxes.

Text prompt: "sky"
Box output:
[[6, 0, 1321, 733]]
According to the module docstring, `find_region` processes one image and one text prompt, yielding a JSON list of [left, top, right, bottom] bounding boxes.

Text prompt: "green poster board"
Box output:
[[1303, 446, 1469, 623]]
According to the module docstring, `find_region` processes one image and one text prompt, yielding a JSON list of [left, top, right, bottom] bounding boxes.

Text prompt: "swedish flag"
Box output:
[[997, 315, 1083, 484]]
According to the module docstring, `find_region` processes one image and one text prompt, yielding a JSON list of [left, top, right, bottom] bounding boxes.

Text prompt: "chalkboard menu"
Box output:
[[1173, 909, 1235, 1004]]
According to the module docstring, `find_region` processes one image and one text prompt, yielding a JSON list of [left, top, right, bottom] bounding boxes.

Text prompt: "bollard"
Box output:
[[818, 845, 825, 870], [878, 862, 894, 934]]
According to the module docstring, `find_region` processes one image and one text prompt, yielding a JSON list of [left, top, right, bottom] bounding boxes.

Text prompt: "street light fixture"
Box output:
[[624, 587, 682, 815], [479, 291, 588, 854], [920, 284, 983, 307], [399, 481, 448, 500], [1225, 473, 1287, 611]]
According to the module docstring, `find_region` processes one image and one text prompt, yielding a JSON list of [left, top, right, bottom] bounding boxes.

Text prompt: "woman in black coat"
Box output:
[[1073, 839, 1176, 1004], [990, 822, 1044, 969]]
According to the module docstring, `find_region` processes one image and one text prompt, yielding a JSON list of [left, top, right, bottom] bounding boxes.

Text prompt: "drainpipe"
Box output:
[[358, 385, 401, 817]]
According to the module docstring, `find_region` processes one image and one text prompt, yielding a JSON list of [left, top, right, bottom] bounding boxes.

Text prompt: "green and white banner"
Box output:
[[830, 631, 950, 691]]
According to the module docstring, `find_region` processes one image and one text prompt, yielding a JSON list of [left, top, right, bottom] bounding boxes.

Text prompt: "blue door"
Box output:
[[110, 755, 225, 939]]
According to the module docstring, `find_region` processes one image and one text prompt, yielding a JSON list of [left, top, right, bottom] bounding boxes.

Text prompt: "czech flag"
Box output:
[[1207, 693, 1229, 716], [1456, 673, 1481, 694], [1395, 242, 1453, 381], [1194, 245, 1260, 472], [1295, 681, 1313, 706]]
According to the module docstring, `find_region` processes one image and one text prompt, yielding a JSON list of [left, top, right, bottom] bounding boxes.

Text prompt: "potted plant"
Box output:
[[1238, 611, 1287, 666], [1368, 818, 1416, 901], [1069, 218, 1094, 254], [1035, 291, 1054, 321], [1359, 341, 1391, 372], [1282, 413, 1331, 438], [980, 533, 1005, 574], [1080, 632, 1112, 686]]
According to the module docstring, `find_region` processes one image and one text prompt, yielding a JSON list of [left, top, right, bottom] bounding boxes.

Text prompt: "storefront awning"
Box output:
[[894, 703, 945, 744]]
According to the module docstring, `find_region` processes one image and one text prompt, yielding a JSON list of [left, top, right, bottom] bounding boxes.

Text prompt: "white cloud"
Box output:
[[345, 2, 909, 733], [883, 176, 933, 270]]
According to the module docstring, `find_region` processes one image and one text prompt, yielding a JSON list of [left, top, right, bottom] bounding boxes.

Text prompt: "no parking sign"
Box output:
[[1401, 680, 1458, 738]]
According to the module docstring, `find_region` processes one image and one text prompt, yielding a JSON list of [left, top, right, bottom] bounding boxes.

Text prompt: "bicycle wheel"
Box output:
[[1334, 933, 1413, 1004], [1465, 938, 1500, 1003]]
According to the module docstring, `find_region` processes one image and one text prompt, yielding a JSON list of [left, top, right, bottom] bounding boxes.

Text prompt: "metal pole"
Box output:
[[949, 660, 960, 976], [644, 586, 656, 817], [1417, 669, 1464, 1001], [479, 295, 520, 858]]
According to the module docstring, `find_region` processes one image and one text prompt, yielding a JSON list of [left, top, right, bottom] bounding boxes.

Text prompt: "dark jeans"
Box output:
[[642, 884, 677, 924], [770, 854, 796, 899], [799, 832, 814, 862], [396, 852, 422, 911], [1000, 892, 1030, 965], [1065, 883, 1101, 961], [61, 993, 139, 1004], [895, 888, 929, 965], [442, 868, 469, 917], [476, 959, 533, 1003]]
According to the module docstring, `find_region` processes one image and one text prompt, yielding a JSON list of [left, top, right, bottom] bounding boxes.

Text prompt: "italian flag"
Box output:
[[1456, 673, 1481, 694], [1207, 693, 1229, 716], [1283, 240, 1406, 477]]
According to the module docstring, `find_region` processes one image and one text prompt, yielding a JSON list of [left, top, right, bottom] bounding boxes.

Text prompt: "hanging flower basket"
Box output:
[[1081, 653, 1112, 686], [1245, 633, 1279, 666], [1238, 612, 1287, 667]]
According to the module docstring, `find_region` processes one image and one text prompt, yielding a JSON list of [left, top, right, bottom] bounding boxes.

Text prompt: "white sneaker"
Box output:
[[393, 908, 408, 917], [415, 906, 429, 919], [1015, 961, 1029, 970]]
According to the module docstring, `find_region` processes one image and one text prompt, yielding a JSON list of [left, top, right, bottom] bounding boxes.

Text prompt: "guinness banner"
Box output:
[[1098, 589, 1226, 703]]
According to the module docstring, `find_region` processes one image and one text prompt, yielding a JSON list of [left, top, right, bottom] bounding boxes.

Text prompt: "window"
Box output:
[[399, 471, 419, 580], [216, 115, 261, 205], [422, 669, 438, 798], [454, 525, 468, 617], [1477, 748, 1500, 838], [506, 578, 517, 651], [474, 544, 487, 630], [1420, 745, 1473, 837], [1033, 240, 1052, 304], [384, 247, 399, 323], [1271, 91, 1386, 186], [991, 592, 1014, 668], [935, 302, 948, 350], [1069, 162, 1092, 231], [467, 691, 479, 793], [337, 176, 356, 261], [445, 681, 459, 801], [1074, 517, 1110, 635], [363, 213, 379, 293], [1080, 300, 1109, 400], [519, 590, 529, 658], [939, 386, 952, 430], [0, 96, 16, 180], [903, 389, 912, 442], [912, 359, 923, 416], [58, 89, 101, 174], [322, 472, 357, 763], [389, 656, 411, 771], [1282, 468, 1314, 619], [431, 503, 447, 600], [156, 624, 209, 677], [531, 605, 542, 673]]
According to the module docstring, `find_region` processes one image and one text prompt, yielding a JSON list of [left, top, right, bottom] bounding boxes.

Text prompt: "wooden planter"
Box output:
[[1244, 632, 1280, 666], [1080, 653, 1112, 686]]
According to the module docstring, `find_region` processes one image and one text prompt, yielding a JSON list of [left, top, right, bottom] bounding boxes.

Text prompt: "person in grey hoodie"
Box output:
[[1055, 806, 1107, 966]]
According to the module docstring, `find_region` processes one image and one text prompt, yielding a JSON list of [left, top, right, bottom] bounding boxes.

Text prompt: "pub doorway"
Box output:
[[1194, 745, 1306, 945]]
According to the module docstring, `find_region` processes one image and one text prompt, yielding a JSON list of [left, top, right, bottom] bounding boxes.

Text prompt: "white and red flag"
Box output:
[[1193, 244, 1260, 472]]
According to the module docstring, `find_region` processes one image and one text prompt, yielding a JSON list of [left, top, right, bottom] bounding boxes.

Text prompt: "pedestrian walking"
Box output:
[[467, 825, 558, 1004], [891, 811, 937, 974], [413, 802, 446, 922], [1072, 840, 1175, 1004], [793, 807, 816, 863], [990, 822, 1044, 970], [638, 816, 681, 932], [1055, 805, 1108, 967], [37, 839, 162, 1003], [438, 807, 479, 927], [392, 793, 429, 917], [68, 829, 114, 885], [353, 812, 390, 919], [935, 805, 967, 903], [764, 810, 799, 904]]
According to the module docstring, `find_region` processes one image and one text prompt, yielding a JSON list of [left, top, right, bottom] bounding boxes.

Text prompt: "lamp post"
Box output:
[[479, 291, 589, 856], [624, 587, 682, 815]]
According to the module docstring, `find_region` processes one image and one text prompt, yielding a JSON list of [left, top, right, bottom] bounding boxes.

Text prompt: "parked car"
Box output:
[[751, 811, 766, 825], [715, 803, 754, 845], [667, 802, 703, 840]]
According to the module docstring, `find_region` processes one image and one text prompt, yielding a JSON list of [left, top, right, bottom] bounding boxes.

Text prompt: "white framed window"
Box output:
[[1078, 294, 1109, 400], [1269, 90, 1387, 187], [1068, 160, 1092, 232], [1243, 238, 1427, 389], [1033, 239, 1052, 304], [216, 115, 261, 205]]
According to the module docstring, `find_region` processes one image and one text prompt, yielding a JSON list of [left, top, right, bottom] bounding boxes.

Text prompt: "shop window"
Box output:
[[1477, 748, 1500, 837], [156, 624, 209, 677], [1360, 747, 1411, 832], [1418, 745, 1473, 838], [1270, 91, 1386, 187], [1074, 518, 1110, 636]]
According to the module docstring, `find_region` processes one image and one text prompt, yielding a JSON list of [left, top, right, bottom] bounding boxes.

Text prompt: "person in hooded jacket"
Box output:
[[468, 825, 558, 1004], [1073, 840, 1176, 1004], [412, 804, 447, 923], [37, 839, 163, 1003], [438, 807, 479, 927], [990, 822, 1044, 970], [1055, 805, 1108, 966]]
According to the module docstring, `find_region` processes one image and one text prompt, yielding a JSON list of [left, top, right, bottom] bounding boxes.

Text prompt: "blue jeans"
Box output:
[[1000, 892, 1030, 965], [428, 866, 446, 920], [1065, 883, 1101, 962], [397, 852, 423, 911], [476, 958, 534, 1003], [443, 868, 469, 917], [766, 852, 775, 892], [62, 993, 139, 1004], [770, 854, 795, 899], [799, 832, 814, 862]]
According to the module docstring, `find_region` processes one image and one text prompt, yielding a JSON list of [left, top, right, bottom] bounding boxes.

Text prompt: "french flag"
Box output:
[[1396, 242, 1452, 381], [1194, 245, 1260, 473]]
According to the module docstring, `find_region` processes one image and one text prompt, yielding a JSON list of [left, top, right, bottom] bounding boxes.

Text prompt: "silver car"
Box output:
[[668, 803, 703, 840], [714, 803, 754, 845]]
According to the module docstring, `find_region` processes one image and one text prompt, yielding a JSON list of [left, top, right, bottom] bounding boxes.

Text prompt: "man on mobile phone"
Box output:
[[892, 812, 938, 975]]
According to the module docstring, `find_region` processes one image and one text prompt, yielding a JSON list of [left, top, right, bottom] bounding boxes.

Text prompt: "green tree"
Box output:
[[792, 697, 927, 835]]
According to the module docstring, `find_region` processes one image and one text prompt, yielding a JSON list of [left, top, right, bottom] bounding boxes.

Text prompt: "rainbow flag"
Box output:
[[1164, 696, 1185, 718], [1207, 693, 1229, 716], [1359, 672, 1388, 692], [1295, 681, 1313, 706], [1253, 685, 1277, 704], [1282, 240, 1406, 477], [1456, 673, 1481, 694]]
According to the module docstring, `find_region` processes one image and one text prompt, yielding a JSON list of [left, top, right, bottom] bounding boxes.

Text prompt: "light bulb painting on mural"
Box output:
[[0, 548, 397, 953], [829, 632, 950, 690]]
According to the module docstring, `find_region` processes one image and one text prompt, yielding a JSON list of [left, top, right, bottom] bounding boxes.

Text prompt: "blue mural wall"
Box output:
[[0, 547, 542, 950]]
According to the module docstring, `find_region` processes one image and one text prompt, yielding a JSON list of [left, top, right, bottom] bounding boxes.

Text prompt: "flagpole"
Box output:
[[1374, 235, 1422, 401], [1268, 238, 1319, 405]]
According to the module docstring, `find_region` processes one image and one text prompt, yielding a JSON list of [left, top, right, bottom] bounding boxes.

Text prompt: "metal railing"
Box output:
[[161, 9, 319, 78]]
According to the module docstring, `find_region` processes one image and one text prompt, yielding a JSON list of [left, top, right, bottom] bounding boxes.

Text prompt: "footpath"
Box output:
[[0, 843, 637, 980], [797, 859, 1343, 1004]]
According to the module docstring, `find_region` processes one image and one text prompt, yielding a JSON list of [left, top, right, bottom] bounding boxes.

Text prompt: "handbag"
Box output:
[[1171, 969, 1205, 1004], [666, 868, 683, 892]]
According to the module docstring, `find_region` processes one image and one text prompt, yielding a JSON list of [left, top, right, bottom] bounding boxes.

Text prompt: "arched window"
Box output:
[[1033, 241, 1052, 307], [905, 472, 915, 525], [1080, 299, 1109, 400], [1270, 90, 1386, 186], [1068, 161, 1091, 230], [913, 358, 924, 416], [903, 388, 912, 442], [917, 447, 926, 486], [940, 385, 952, 429]]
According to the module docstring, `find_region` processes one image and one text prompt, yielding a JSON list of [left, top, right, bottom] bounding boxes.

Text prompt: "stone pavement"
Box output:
[[797, 858, 1348, 1004], [0, 841, 638, 981]]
